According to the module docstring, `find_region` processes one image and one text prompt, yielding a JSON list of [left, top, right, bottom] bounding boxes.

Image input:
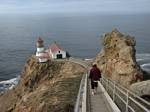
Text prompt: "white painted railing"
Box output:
[[74, 73, 88, 112], [69, 57, 90, 112], [101, 76, 150, 112], [69, 57, 89, 68]]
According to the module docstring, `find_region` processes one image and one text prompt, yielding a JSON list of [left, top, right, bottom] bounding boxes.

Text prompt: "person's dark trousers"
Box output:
[[91, 80, 98, 89]]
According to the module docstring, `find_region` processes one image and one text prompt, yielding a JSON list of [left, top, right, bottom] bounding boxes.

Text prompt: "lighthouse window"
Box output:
[[59, 51, 60, 53]]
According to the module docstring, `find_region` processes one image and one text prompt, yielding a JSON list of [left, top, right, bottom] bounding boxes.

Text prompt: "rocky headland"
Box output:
[[0, 56, 86, 112], [94, 29, 144, 87]]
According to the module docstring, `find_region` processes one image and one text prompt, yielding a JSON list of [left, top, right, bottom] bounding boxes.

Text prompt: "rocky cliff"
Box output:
[[0, 56, 86, 112], [94, 29, 143, 87]]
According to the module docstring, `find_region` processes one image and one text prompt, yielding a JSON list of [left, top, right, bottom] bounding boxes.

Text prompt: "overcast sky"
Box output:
[[0, 0, 150, 14]]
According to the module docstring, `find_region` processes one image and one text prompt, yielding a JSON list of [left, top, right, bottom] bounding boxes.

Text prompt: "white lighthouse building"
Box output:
[[36, 37, 48, 63]]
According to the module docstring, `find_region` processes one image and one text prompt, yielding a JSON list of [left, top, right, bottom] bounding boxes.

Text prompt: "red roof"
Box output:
[[49, 42, 62, 53], [37, 37, 44, 43]]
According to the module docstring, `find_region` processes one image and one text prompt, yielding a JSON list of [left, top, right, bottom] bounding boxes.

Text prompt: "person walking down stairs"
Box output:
[[89, 64, 101, 95]]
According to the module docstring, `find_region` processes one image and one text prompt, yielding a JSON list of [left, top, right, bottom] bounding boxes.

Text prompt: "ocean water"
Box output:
[[0, 13, 150, 91]]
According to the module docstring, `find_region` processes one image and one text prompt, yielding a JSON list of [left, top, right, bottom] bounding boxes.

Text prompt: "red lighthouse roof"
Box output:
[[37, 37, 44, 43], [49, 42, 62, 53]]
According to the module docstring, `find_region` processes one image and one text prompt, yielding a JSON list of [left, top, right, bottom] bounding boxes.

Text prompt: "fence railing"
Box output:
[[101, 76, 150, 112], [74, 73, 88, 112], [69, 57, 89, 68]]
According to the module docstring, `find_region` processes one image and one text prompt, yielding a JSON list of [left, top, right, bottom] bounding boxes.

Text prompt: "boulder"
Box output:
[[130, 80, 150, 97]]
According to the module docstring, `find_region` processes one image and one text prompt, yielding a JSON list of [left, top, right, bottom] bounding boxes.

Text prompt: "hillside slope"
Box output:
[[0, 56, 86, 112]]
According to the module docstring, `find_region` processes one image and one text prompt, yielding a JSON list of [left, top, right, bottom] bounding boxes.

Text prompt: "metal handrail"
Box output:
[[74, 73, 88, 112], [69, 57, 89, 68], [70, 58, 89, 112], [101, 76, 150, 112]]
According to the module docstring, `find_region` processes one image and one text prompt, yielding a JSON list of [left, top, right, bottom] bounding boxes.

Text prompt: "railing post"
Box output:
[[105, 78, 107, 90], [101, 77, 103, 86], [113, 81, 116, 101], [107, 78, 109, 91], [126, 90, 129, 112]]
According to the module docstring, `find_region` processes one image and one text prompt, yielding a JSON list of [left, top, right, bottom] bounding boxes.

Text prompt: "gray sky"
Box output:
[[0, 0, 150, 14]]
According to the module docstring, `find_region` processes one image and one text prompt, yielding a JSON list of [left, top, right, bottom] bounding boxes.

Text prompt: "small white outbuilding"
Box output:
[[48, 42, 66, 59]]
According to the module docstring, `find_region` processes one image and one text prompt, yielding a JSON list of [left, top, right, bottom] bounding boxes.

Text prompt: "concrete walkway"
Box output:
[[69, 57, 114, 112], [89, 81, 111, 112]]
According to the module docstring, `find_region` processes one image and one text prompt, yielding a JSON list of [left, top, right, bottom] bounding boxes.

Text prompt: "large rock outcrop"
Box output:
[[0, 56, 86, 112], [94, 29, 143, 87]]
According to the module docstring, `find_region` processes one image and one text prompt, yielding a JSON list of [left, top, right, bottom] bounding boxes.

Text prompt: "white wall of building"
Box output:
[[37, 47, 44, 53], [49, 50, 66, 59], [39, 58, 48, 63], [36, 48, 48, 63]]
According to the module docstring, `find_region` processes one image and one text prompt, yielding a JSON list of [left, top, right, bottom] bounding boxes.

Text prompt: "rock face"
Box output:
[[94, 29, 143, 87], [130, 80, 150, 97], [0, 55, 86, 112]]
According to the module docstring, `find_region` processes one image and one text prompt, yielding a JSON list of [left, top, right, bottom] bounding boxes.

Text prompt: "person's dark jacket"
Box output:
[[89, 67, 101, 81]]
